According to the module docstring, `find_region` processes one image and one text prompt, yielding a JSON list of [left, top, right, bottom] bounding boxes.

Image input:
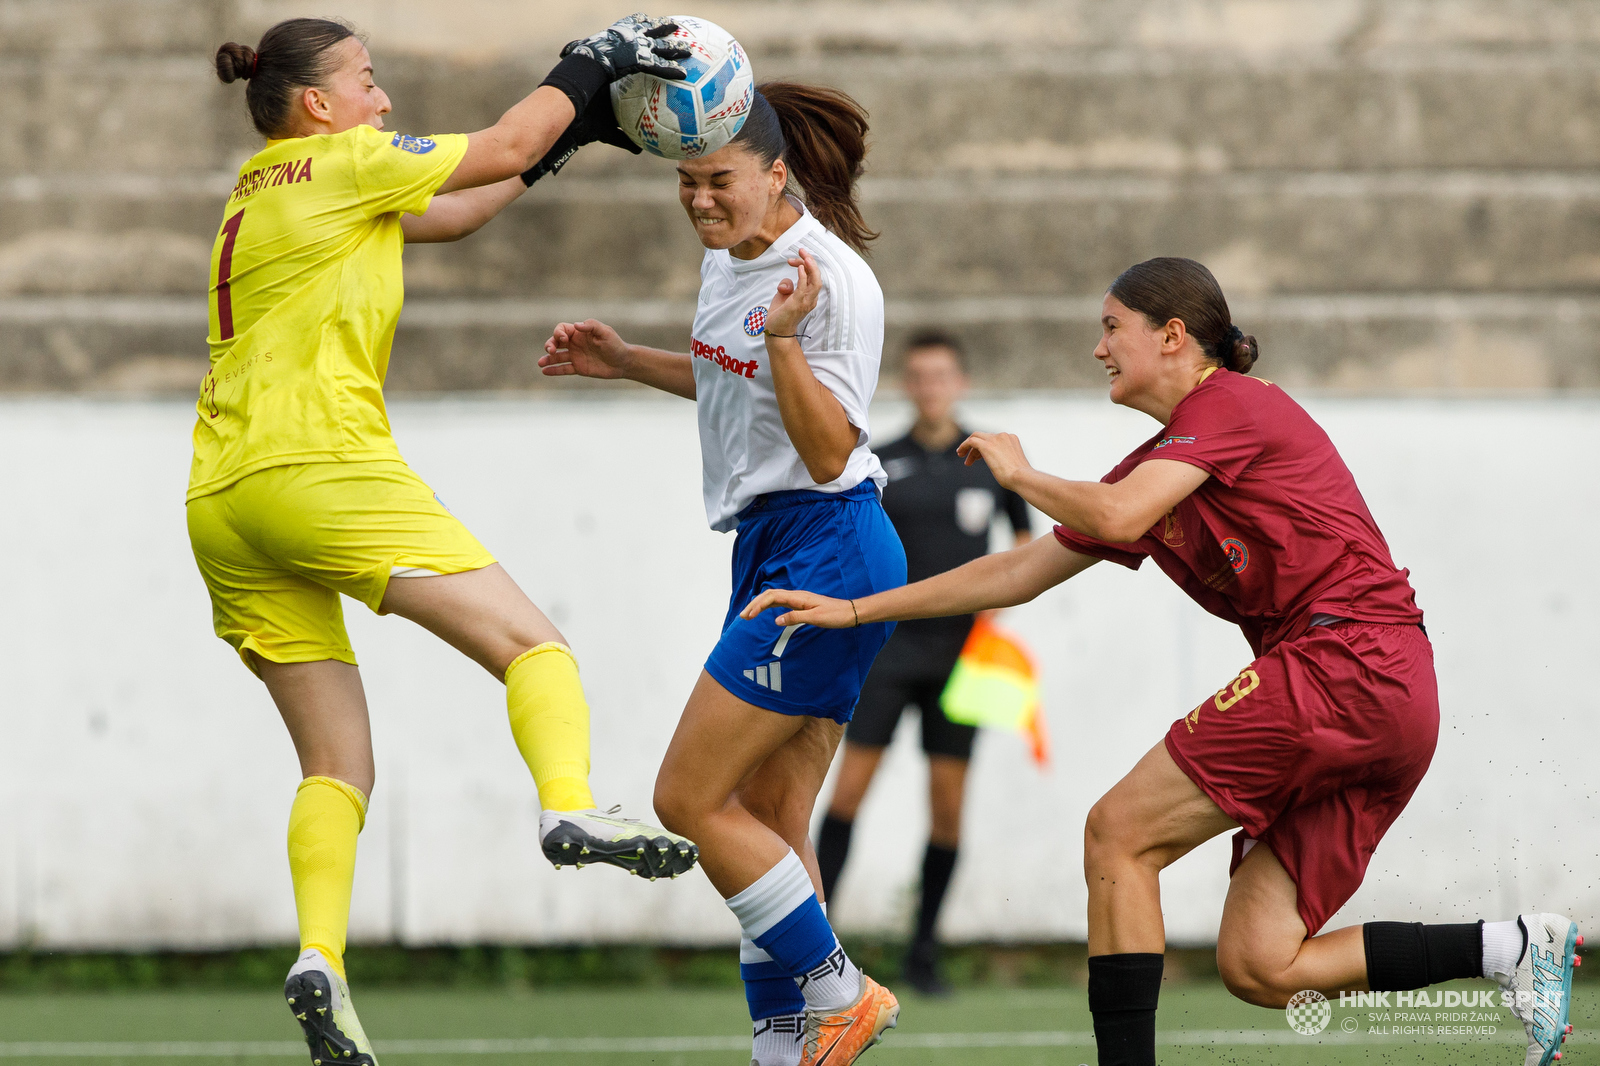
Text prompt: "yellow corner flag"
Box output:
[[938, 616, 1049, 768]]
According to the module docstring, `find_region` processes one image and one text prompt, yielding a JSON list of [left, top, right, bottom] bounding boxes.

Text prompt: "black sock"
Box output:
[[1088, 953, 1162, 1066], [1363, 921, 1484, 990], [913, 842, 959, 945], [816, 814, 853, 902]]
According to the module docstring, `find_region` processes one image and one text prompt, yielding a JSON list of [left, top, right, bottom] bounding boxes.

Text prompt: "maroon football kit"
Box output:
[[1055, 369, 1438, 933]]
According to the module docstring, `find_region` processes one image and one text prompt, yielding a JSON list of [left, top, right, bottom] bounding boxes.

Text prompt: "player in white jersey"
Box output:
[[541, 83, 905, 1066]]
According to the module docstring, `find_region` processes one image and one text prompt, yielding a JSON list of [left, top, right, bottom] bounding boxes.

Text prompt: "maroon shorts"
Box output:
[[1165, 622, 1439, 935]]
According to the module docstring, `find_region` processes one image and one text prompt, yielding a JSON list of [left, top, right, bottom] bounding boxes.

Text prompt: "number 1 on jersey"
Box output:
[[215, 208, 245, 341]]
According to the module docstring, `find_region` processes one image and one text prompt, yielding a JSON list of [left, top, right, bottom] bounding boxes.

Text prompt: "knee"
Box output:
[[1083, 797, 1126, 873], [1216, 945, 1293, 1008], [652, 771, 698, 838], [742, 773, 819, 853], [739, 787, 807, 846]]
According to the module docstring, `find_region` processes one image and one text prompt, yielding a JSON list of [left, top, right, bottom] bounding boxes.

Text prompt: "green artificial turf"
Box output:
[[0, 980, 1585, 1065]]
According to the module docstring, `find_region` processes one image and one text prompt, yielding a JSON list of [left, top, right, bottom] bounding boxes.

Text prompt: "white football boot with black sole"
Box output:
[[1491, 913, 1582, 1066], [539, 805, 699, 880], [284, 948, 378, 1066]]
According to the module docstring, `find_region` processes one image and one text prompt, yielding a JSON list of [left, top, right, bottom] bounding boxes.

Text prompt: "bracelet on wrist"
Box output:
[[849, 599, 860, 627]]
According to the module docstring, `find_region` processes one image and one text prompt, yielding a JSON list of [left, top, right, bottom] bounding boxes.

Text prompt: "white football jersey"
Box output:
[[692, 199, 888, 532]]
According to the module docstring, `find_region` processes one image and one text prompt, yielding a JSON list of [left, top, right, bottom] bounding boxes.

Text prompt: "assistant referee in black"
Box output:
[[815, 330, 1034, 995]]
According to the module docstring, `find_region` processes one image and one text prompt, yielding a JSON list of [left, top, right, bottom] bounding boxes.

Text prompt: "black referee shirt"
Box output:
[[877, 428, 1034, 655]]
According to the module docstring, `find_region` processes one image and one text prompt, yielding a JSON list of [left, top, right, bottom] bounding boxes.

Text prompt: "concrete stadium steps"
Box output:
[[5, 51, 1600, 177], [379, 54, 1600, 176], [8, 172, 1600, 297], [5, 0, 1598, 392], [5, 293, 1596, 392], [11, 0, 1600, 59], [420, 172, 1600, 298]]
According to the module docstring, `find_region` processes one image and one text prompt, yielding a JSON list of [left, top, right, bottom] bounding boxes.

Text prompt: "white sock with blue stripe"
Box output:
[[727, 849, 862, 1012], [1482, 918, 1525, 980]]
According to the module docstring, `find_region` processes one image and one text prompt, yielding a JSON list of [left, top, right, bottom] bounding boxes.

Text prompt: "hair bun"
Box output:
[[215, 42, 257, 84], [1231, 331, 1260, 374]]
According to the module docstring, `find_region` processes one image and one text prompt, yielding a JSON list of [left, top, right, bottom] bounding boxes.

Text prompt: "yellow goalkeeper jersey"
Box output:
[[187, 123, 468, 500]]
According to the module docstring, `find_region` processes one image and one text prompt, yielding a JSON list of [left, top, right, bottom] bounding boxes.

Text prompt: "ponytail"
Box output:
[[732, 82, 877, 254]]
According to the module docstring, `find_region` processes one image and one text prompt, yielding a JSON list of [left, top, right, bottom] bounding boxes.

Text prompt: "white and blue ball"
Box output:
[[610, 16, 754, 159]]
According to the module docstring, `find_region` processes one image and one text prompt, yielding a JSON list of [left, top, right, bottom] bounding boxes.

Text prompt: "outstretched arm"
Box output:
[[436, 15, 688, 195], [959, 433, 1209, 543], [741, 534, 1099, 629], [540, 319, 697, 400], [437, 85, 576, 195], [402, 175, 528, 243]]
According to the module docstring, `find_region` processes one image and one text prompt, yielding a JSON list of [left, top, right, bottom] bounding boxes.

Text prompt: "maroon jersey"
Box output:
[[1054, 370, 1422, 657]]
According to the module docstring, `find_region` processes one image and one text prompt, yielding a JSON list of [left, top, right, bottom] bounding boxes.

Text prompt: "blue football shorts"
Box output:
[[705, 481, 907, 723]]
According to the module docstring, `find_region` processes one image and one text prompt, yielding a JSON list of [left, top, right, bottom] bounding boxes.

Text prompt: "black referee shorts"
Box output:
[[846, 636, 977, 760]]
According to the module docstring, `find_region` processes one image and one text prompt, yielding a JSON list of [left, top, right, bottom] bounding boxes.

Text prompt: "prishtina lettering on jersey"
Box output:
[[389, 133, 436, 154], [691, 336, 758, 379], [228, 158, 313, 202]]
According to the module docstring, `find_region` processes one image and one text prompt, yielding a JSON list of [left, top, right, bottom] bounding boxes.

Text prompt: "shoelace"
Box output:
[[802, 1010, 823, 1058], [592, 806, 691, 844]]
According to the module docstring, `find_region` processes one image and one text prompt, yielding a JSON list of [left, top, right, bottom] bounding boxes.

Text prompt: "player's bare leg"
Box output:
[[379, 563, 562, 676], [656, 672, 898, 1066], [654, 671, 818, 894], [262, 658, 376, 796], [256, 656, 379, 1064], [1081, 740, 1234, 1065], [738, 718, 839, 895], [1216, 845, 1366, 1005], [382, 565, 696, 878], [1084, 741, 1237, 954], [1219, 834, 1581, 1065], [736, 720, 841, 1066]]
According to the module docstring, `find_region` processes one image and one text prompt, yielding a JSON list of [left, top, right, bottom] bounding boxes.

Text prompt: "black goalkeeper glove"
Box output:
[[540, 14, 689, 116], [521, 90, 641, 186]]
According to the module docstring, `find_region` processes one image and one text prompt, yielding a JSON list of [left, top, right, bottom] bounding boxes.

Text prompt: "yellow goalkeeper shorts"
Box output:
[[187, 460, 496, 673]]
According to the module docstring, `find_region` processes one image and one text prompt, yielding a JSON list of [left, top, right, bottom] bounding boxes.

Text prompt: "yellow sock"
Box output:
[[287, 775, 367, 981], [505, 642, 596, 812]]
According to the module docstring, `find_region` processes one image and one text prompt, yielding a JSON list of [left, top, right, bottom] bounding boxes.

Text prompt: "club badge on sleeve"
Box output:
[[389, 133, 436, 154]]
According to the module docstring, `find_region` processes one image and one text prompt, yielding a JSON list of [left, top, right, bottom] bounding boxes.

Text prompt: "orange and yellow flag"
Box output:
[[938, 616, 1049, 767]]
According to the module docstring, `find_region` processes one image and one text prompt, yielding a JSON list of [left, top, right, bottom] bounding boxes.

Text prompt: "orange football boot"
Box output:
[[798, 974, 900, 1065]]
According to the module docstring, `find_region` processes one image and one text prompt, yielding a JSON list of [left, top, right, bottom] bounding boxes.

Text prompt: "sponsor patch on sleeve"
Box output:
[[389, 133, 437, 154], [1154, 435, 1197, 449]]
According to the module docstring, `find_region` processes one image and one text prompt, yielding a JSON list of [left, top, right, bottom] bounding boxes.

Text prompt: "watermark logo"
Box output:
[[1286, 990, 1331, 1035]]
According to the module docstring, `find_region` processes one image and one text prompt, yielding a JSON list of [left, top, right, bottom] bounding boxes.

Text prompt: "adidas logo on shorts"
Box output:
[[744, 662, 784, 691], [744, 623, 803, 694]]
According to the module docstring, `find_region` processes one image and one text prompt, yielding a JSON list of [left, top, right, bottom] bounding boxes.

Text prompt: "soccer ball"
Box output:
[[610, 16, 754, 159]]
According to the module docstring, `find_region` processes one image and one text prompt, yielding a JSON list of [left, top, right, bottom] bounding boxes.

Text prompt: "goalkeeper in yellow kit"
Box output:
[[193, 16, 697, 1063]]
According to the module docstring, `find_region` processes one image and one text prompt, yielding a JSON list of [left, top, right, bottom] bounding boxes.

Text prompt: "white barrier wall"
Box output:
[[0, 393, 1596, 950]]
